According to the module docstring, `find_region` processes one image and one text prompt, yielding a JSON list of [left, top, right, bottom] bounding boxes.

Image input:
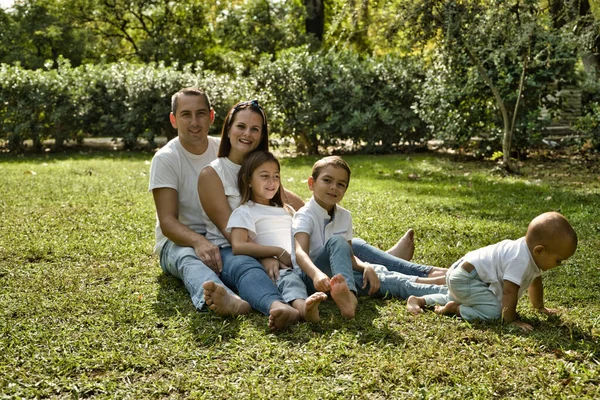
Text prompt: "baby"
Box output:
[[407, 212, 577, 331]]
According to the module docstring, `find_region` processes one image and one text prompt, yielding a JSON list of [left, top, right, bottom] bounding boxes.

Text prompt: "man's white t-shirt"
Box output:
[[148, 136, 220, 255], [226, 201, 294, 252], [291, 197, 353, 264], [203, 157, 242, 248], [463, 237, 542, 303]]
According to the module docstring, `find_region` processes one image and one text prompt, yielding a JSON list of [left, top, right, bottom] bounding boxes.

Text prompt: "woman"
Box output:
[[198, 100, 301, 330]]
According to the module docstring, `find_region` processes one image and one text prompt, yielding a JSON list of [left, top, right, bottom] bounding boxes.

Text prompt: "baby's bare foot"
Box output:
[[406, 295, 426, 315], [303, 292, 327, 323], [202, 281, 251, 316], [387, 229, 415, 261], [434, 301, 460, 316], [268, 302, 300, 331], [330, 274, 357, 319]]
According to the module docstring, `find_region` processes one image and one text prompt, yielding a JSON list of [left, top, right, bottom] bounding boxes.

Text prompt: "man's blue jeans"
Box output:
[[159, 240, 232, 311]]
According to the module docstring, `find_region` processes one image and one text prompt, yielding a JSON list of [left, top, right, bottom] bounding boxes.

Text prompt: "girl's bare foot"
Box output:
[[435, 301, 460, 316], [330, 274, 357, 319], [202, 281, 251, 316], [387, 229, 415, 261], [427, 267, 448, 278], [406, 295, 425, 315], [302, 292, 327, 323], [268, 301, 300, 331]]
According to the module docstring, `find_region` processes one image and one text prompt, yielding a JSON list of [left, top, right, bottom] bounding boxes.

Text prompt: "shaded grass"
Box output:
[[1, 150, 599, 399]]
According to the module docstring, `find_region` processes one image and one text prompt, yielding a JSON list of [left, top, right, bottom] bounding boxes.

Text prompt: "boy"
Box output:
[[292, 156, 448, 318], [406, 212, 577, 331]]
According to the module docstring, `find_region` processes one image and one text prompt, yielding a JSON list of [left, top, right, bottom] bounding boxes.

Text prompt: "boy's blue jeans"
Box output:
[[351, 237, 432, 277], [302, 236, 447, 300]]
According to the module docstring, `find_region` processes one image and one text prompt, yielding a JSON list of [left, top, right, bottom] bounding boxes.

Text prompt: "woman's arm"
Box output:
[[283, 188, 305, 211], [198, 166, 233, 244]]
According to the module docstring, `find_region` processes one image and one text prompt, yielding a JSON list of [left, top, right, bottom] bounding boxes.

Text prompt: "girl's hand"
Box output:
[[260, 257, 280, 283], [362, 265, 380, 295], [277, 250, 293, 268], [313, 271, 331, 292]]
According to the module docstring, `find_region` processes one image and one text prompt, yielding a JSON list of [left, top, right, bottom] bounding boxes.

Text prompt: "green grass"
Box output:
[[1, 149, 599, 399]]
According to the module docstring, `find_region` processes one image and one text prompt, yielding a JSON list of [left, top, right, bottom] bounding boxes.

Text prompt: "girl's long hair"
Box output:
[[238, 151, 285, 207]]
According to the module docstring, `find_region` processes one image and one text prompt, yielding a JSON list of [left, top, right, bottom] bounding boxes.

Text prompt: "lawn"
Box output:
[[1, 148, 599, 399]]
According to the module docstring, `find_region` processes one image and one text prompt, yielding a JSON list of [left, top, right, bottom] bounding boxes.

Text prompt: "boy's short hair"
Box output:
[[312, 156, 351, 185], [171, 87, 211, 115]]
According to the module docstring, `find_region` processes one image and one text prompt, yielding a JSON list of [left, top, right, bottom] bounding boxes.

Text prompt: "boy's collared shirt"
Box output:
[[291, 196, 353, 266], [463, 236, 541, 303]]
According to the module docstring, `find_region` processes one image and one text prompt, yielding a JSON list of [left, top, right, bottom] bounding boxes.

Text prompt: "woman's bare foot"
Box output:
[[406, 295, 426, 315], [427, 267, 448, 278], [301, 292, 328, 323], [435, 301, 460, 316], [387, 229, 415, 261], [268, 301, 300, 331], [202, 281, 251, 316], [330, 274, 357, 319]]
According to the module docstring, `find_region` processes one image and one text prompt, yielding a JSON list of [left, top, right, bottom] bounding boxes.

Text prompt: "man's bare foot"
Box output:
[[435, 301, 460, 316], [330, 274, 357, 319], [202, 281, 251, 316], [268, 301, 300, 331], [302, 292, 328, 323], [427, 267, 448, 278], [387, 229, 415, 261], [406, 295, 426, 315]]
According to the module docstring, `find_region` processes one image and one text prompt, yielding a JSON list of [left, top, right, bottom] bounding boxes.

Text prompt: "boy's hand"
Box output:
[[260, 257, 280, 283], [511, 320, 533, 332], [362, 265, 380, 295], [313, 271, 332, 292]]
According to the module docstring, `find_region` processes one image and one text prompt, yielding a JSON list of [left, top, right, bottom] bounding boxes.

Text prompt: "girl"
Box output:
[[226, 151, 327, 323]]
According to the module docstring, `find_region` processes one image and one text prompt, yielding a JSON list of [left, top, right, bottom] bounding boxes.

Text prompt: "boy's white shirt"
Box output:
[[148, 136, 220, 255], [291, 196, 353, 267], [226, 201, 294, 253], [462, 237, 542, 304]]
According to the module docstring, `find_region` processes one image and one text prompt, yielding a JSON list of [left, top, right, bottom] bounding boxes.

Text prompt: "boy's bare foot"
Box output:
[[387, 229, 414, 261], [435, 301, 460, 316], [406, 295, 426, 315], [427, 267, 448, 278], [202, 281, 251, 316], [268, 301, 300, 331], [330, 274, 357, 319], [302, 292, 328, 323]]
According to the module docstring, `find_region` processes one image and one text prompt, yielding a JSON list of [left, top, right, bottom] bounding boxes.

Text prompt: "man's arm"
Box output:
[[152, 187, 221, 272]]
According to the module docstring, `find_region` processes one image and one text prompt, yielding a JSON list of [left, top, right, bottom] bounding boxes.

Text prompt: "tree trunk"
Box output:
[[304, 0, 325, 41]]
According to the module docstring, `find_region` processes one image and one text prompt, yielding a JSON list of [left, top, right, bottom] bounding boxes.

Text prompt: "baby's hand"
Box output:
[[537, 307, 560, 316], [511, 320, 533, 332]]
